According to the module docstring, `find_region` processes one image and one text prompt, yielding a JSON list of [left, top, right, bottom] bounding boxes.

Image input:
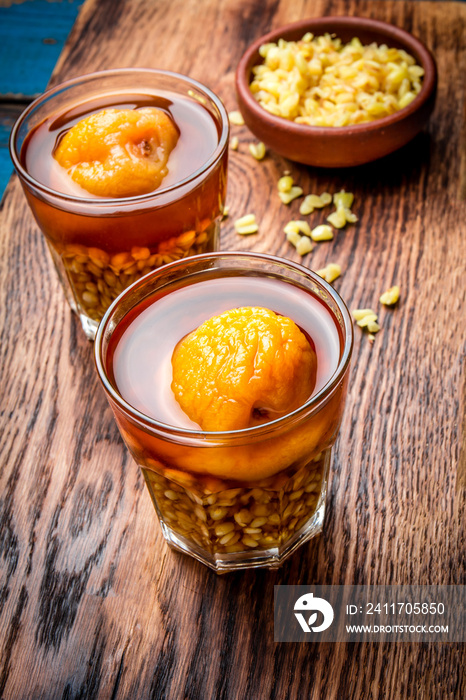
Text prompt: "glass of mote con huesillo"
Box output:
[[10, 69, 229, 339], [94, 252, 353, 573]]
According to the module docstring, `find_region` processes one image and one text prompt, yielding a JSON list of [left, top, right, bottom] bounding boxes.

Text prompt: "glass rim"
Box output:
[[94, 252, 353, 441], [9, 67, 230, 205]]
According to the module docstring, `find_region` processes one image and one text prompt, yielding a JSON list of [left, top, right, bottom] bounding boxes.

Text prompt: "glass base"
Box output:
[[160, 496, 326, 573], [142, 448, 331, 573], [79, 313, 99, 341]]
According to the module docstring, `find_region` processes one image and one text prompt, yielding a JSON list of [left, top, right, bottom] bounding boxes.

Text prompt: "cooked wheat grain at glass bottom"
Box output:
[[142, 452, 327, 554]]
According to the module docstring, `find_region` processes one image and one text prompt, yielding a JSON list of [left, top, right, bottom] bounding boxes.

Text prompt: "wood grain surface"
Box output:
[[0, 1, 465, 698]]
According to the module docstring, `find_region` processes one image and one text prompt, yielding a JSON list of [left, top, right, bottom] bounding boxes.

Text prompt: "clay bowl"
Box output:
[[235, 16, 437, 168]]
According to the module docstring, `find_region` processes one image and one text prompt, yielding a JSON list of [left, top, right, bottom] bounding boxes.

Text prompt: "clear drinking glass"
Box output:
[[94, 252, 353, 572], [10, 69, 229, 339]]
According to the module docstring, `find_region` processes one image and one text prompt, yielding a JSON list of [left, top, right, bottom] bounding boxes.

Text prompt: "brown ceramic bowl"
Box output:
[[235, 16, 437, 168]]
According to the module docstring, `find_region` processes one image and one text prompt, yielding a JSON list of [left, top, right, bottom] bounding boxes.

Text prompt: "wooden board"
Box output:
[[0, 1, 465, 698]]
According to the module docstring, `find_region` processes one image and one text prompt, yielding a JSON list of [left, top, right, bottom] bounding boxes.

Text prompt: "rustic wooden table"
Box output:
[[0, 0, 465, 698]]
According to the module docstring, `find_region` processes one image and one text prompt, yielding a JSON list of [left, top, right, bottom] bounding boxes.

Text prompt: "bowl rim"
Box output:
[[236, 15, 437, 137]]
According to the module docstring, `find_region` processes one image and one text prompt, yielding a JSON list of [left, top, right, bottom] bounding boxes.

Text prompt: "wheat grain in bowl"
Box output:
[[250, 33, 424, 127], [235, 17, 437, 167]]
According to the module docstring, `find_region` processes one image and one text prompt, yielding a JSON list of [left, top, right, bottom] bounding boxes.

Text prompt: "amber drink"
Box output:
[[10, 69, 229, 339], [95, 253, 353, 572]]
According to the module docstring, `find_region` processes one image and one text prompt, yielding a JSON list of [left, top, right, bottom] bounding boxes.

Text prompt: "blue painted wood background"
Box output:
[[0, 0, 83, 201]]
